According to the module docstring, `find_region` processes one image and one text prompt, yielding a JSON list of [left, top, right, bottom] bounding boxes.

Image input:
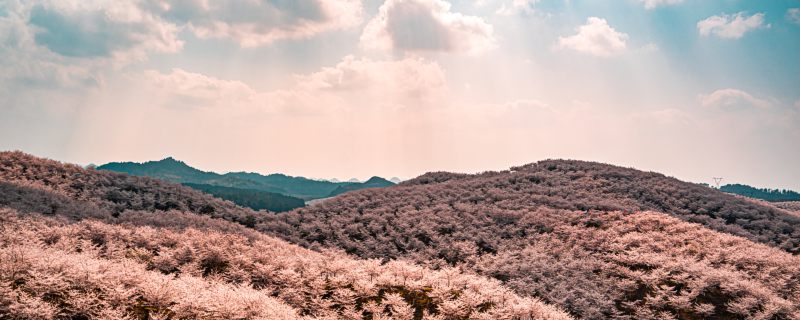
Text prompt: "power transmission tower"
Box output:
[[713, 177, 723, 189]]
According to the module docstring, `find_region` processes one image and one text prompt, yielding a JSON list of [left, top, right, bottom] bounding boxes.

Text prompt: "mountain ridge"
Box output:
[[97, 157, 395, 200]]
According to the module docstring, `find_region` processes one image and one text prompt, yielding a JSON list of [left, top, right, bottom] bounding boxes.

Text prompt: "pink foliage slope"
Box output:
[[0, 208, 570, 320], [257, 164, 800, 318], [2, 152, 798, 319], [0, 151, 257, 224]]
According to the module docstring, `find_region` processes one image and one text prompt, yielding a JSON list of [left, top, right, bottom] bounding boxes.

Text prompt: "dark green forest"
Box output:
[[721, 183, 800, 202], [183, 183, 305, 212]]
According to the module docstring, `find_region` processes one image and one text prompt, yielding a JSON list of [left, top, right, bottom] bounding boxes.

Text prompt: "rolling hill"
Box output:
[[0, 151, 569, 319], [0, 152, 256, 224], [255, 159, 800, 319], [5, 152, 800, 319]]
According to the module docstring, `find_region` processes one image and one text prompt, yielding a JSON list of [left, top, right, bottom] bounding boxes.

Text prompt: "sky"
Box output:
[[0, 0, 799, 188]]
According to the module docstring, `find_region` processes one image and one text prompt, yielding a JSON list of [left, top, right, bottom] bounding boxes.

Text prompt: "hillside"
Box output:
[[5, 152, 800, 319], [721, 183, 800, 202], [183, 183, 305, 212], [0, 152, 570, 319], [398, 160, 800, 252], [328, 176, 395, 197], [0, 151, 258, 225], [774, 201, 800, 213], [98, 158, 395, 200], [256, 160, 800, 319], [0, 210, 570, 319]]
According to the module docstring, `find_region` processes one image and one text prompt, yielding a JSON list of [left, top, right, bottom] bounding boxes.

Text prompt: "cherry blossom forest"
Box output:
[[2, 0, 800, 318], [1, 151, 799, 319]]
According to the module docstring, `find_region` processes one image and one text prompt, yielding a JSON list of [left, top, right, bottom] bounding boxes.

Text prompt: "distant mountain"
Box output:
[[327, 176, 395, 197], [721, 183, 800, 202], [346, 178, 361, 183], [223, 172, 346, 199], [97, 157, 394, 200], [182, 183, 305, 212], [97, 157, 217, 182], [390, 177, 402, 183]]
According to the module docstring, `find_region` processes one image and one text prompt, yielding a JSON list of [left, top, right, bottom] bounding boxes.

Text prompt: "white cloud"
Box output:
[[787, 8, 800, 25], [697, 12, 768, 39], [700, 88, 771, 110], [142, 0, 363, 47], [637, 0, 683, 10], [361, 0, 494, 54], [139, 55, 448, 115], [496, 0, 538, 16], [294, 55, 447, 108], [557, 17, 628, 57], [142, 68, 258, 109]]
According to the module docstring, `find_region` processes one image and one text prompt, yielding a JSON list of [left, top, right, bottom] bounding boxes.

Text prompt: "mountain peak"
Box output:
[[158, 156, 183, 164], [366, 176, 391, 184]]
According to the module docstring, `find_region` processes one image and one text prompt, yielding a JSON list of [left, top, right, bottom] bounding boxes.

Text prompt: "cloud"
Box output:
[[787, 8, 800, 25], [4, 0, 363, 66], [143, 68, 258, 109], [0, 0, 185, 90], [360, 0, 494, 54], [0, 4, 100, 87], [700, 88, 771, 110], [28, 1, 181, 59], [138, 55, 448, 115], [697, 12, 768, 39], [557, 17, 628, 57], [294, 55, 447, 108], [637, 0, 683, 10], [142, 0, 363, 47], [496, 0, 538, 16], [0, 0, 366, 92]]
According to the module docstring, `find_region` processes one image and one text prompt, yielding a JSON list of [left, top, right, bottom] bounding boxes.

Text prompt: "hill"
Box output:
[[182, 183, 305, 212], [721, 183, 800, 202], [0, 151, 570, 319], [98, 158, 395, 200], [328, 176, 395, 197], [256, 159, 800, 319], [0, 151, 257, 224]]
